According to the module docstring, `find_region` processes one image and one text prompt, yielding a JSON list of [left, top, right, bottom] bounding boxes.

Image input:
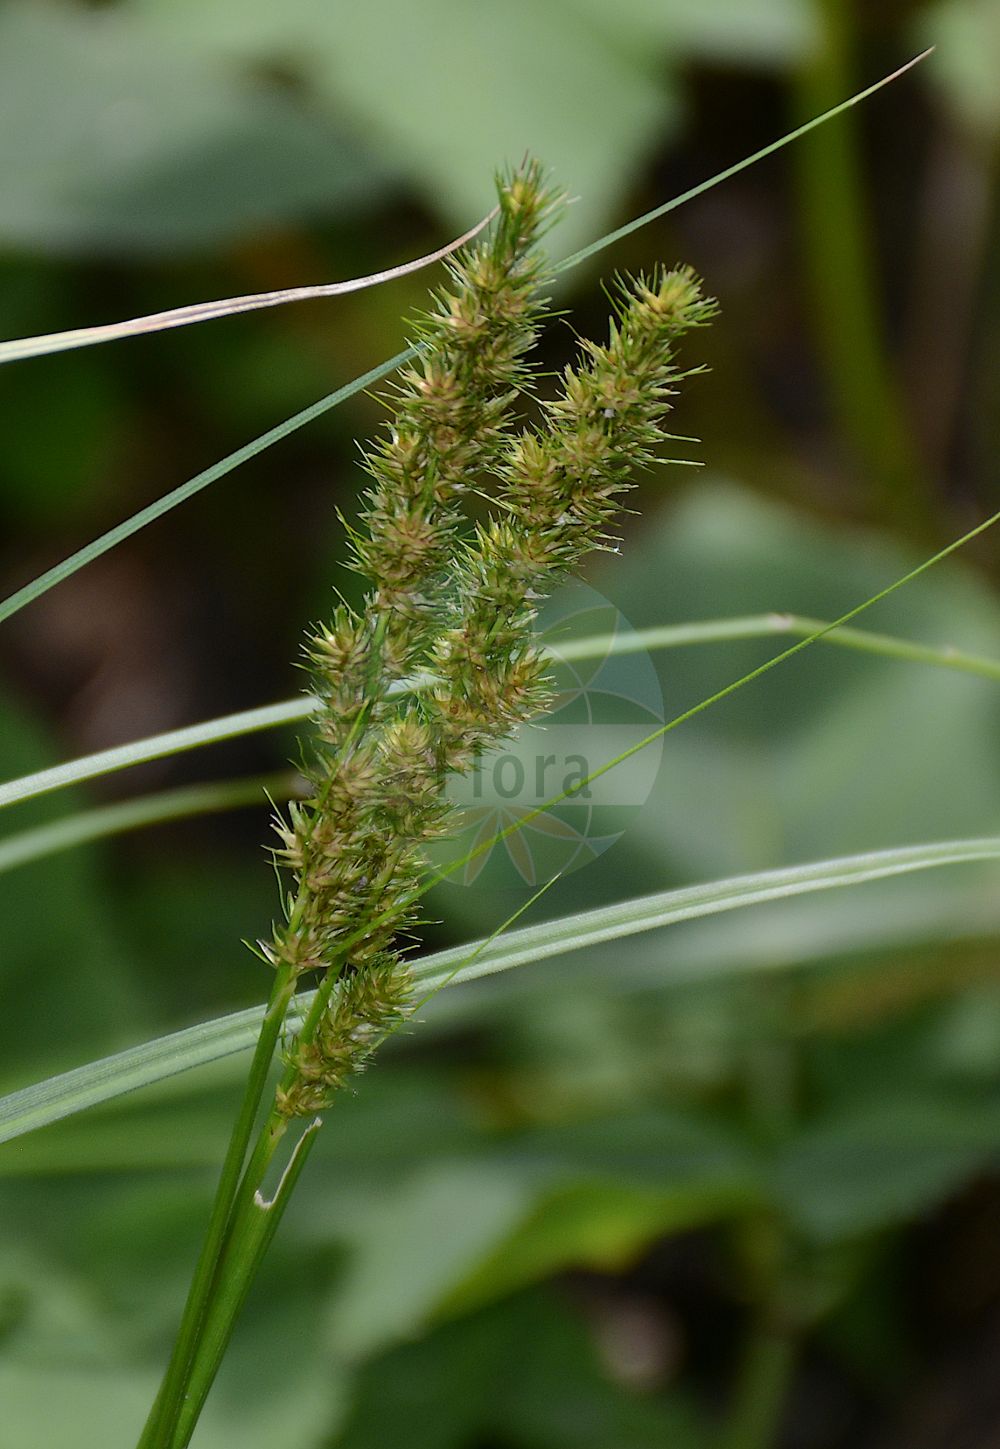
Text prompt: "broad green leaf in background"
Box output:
[[436, 1152, 757, 1323], [0, 1245, 340, 1449], [326, 1163, 536, 1359], [774, 1089, 1000, 1241], [332, 1300, 512, 1449], [0, 1365, 165, 1449], [0, 2, 394, 255], [493, 1291, 710, 1449], [336, 1288, 709, 1449], [305, 0, 676, 254], [0, 1097, 242, 1178], [622, 486, 1000, 869], [131, 0, 679, 253], [564, 0, 818, 66], [324, 1117, 755, 1360], [431, 488, 1000, 1059]]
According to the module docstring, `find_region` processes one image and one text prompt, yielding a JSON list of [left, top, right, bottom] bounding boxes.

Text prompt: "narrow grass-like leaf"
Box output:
[[0, 213, 493, 365], [459, 504, 1000, 878], [555, 51, 932, 273], [415, 837, 1000, 991], [0, 773, 297, 875], [5, 610, 997, 814], [0, 356, 412, 627], [2, 835, 997, 1147], [0, 699, 316, 810], [555, 613, 1000, 680], [0, 55, 930, 630]]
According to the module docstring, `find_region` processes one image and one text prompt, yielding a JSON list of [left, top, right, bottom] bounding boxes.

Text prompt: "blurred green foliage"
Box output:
[[2, 2, 1000, 1446]]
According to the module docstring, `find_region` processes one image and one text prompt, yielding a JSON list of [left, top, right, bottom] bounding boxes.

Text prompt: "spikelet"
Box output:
[[277, 957, 414, 1117]]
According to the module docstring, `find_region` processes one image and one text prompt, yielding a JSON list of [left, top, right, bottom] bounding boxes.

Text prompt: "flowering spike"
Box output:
[[267, 169, 714, 1119]]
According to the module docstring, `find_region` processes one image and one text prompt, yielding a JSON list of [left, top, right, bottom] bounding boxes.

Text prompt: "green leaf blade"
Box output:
[[2, 834, 997, 1149]]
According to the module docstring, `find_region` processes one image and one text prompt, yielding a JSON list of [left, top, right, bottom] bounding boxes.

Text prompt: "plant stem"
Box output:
[[136, 960, 298, 1448], [162, 872, 553, 1445], [722, 1315, 797, 1449], [903, 125, 999, 475], [792, 0, 932, 527], [155, 925, 365, 1445], [142, 612, 393, 1446], [169, 1120, 321, 1449]]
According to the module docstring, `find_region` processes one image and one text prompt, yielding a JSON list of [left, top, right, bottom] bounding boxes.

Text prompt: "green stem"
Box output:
[[721, 1316, 797, 1449], [0, 352, 415, 629], [170, 1119, 321, 1449], [154, 916, 357, 1448], [722, 995, 800, 1449], [164, 838, 525, 1444], [143, 855, 333, 1448], [136, 961, 298, 1449], [147, 611, 393, 1446], [164, 827, 543, 1445], [792, 0, 931, 525]]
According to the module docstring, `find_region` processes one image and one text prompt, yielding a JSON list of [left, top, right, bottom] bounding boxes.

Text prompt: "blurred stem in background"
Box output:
[[724, 1309, 798, 1449], [723, 987, 802, 1449], [792, 0, 934, 531], [904, 122, 999, 484]]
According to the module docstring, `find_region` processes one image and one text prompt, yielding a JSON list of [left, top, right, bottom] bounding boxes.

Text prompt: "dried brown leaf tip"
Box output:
[[269, 162, 715, 1118]]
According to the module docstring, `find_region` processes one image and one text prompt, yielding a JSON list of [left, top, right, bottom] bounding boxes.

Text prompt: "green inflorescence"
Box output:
[[268, 160, 715, 1118]]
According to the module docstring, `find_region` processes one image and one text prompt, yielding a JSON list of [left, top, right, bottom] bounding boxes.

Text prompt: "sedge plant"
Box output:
[[137, 160, 715, 1447], [11, 53, 996, 1449]]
